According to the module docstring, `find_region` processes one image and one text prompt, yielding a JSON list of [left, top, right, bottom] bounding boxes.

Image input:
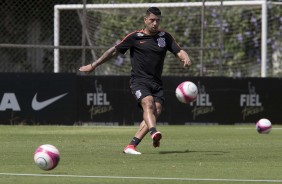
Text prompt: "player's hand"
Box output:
[[177, 50, 191, 68], [79, 64, 94, 72]]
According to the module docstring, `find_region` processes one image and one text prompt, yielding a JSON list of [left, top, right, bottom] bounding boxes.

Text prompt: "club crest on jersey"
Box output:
[[157, 37, 166, 47], [135, 90, 142, 99], [158, 32, 165, 36], [137, 33, 144, 37]]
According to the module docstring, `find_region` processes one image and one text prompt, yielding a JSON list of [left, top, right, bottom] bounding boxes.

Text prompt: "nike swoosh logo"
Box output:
[[32, 93, 68, 111]]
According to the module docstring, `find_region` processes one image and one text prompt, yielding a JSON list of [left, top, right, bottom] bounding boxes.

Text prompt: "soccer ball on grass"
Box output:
[[175, 81, 198, 103], [256, 118, 272, 134], [34, 144, 60, 170]]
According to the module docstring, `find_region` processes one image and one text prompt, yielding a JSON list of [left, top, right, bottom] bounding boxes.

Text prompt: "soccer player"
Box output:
[[79, 7, 191, 154]]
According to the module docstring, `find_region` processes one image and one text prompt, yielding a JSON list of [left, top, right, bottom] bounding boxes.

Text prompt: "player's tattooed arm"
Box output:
[[79, 46, 118, 72], [90, 47, 118, 69]]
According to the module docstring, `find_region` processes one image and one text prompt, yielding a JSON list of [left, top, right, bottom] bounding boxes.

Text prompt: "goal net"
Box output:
[[54, 1, 282, 77]]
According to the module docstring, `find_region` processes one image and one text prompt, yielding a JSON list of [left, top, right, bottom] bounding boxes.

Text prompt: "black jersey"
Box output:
[[115, 29, 181, 83]]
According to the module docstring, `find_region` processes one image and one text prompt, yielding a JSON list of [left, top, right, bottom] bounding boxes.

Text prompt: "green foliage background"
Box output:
[[1, 0, 281, 76]]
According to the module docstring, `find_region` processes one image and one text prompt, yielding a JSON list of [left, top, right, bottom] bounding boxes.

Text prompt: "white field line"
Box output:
[[0, 173, 282, 183]]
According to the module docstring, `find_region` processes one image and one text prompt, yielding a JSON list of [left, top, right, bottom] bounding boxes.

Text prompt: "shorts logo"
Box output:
[[135, 90, 142, 99], [157, 37, 166, 47]]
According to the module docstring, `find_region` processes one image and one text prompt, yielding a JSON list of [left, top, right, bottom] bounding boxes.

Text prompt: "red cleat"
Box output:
[[123, 145, 141, 155], [151, 131, 162, 148]]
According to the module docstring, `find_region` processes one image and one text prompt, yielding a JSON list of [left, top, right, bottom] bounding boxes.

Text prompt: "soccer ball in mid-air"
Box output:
[[34, 144, 60, 171], [175, 81, 198, 103], [256, 118, 272, 134]]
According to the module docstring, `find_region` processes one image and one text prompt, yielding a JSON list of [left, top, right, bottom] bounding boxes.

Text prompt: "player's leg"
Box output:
[[123, 121, 144, 154], [149, 81, 164, 148], [133, 100, 162, 139], [125, 120, 148, 148], [140, 95, 157, 129], [123, 97, 154, 155], [126, 101, 162, 147], [139, 96, 163, 148], [123, 80, 163, 154], [151, 101, 162, 147], [134, 120, 149, 140], [136, 80, 164, 148], [123, 100, 162, 154]]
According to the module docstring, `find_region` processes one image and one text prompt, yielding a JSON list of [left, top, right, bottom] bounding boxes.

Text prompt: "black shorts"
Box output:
[[130, 79, 165, 106]]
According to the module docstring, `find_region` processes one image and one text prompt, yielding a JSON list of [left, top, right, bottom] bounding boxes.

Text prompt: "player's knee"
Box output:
[[155, 108, 162, 118], [143, 103, 155, 112], [141, 97, 155, 110], [155, 104, 162, 118]]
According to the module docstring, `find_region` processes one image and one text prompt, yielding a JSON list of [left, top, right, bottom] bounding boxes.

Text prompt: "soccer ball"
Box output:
[[175, 81, 198, 103], [256, 118, 272, 134], [34, 144, 60, 171]]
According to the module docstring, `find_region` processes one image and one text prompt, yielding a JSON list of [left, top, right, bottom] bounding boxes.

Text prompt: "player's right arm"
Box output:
[[79, 31, 134, 73], [79, 46, 118, 72]]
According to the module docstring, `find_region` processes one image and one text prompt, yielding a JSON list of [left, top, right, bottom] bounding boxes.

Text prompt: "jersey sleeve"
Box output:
[[166, 32, 182, 56], [115, 32, 135, 55]]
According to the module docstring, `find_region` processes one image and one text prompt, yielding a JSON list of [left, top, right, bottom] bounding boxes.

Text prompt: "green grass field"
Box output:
[[0, 125, 281, 184]]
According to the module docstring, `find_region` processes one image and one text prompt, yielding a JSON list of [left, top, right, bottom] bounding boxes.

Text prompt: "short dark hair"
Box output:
[[146, 7, 161, 16]]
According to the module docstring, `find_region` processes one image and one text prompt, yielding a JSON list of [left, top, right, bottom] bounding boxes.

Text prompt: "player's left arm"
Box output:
[[176, 50, 191, 68], [166, 32, 192, 68]]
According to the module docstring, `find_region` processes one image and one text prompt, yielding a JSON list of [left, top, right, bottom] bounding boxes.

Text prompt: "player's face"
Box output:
[[144, 13, 161, 34]]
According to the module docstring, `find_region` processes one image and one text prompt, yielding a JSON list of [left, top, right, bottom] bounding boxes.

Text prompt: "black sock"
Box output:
[[149, 127, 157, 135], [129, 137, 141, 146]]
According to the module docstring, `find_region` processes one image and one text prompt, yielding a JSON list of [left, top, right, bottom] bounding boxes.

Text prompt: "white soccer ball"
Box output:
[[34, 144, 60, 171], [256, 118, 272, 134], [175, 81, 198, 103]]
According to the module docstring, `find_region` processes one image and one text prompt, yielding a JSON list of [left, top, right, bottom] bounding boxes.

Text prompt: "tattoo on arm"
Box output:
[[92, 47, 118, 67]]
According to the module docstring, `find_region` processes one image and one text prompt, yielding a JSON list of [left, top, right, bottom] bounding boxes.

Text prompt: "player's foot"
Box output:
[[123, 145, 142, 155], [151, 131, 162, 148]]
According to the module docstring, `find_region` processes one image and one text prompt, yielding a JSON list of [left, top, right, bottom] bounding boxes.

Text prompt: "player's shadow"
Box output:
[[158, 150, 229, 155]]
